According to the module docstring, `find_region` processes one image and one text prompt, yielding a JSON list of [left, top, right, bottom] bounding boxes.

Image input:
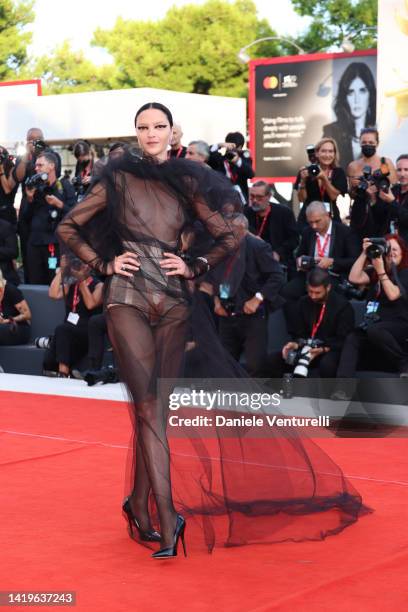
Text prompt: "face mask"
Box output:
[[361, 144, 376, 158]]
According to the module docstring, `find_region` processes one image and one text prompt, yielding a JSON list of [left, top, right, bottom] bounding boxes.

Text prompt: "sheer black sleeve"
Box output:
[[56, 182, 112, 275], [189, 192, 239, 277]]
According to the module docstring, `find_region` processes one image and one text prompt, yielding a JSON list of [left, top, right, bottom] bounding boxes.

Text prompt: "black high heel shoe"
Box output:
[[122, 497, 161, 542], [152, 514, 186, 559]]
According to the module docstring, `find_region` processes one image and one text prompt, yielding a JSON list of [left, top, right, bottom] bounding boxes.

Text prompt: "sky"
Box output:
[[30, 0, 310, 64]]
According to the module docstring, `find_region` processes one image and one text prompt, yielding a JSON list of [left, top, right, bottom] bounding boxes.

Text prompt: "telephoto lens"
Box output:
[[34, 336, 52, 349]]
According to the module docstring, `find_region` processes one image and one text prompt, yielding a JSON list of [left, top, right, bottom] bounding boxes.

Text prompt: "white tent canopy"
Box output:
[[0, 86, 246, 148]]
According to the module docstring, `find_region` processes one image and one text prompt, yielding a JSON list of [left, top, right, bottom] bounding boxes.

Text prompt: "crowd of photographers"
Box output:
[[0, 122, 407, 394]]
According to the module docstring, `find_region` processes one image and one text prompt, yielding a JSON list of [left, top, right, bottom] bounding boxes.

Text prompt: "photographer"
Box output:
[[72, 140, 94, 202], [23, 152, 75, 284], [43, 259, 104, 377], [269, 268, 355, 378], [295, 138, 347, 230], [370, 154, 408, 242], [0, 270, 31, 346], [282, 202, 360, 301], [348, 128, 397, 190], [0, 146, 18, 226], [349, 155, 399, 239], [208, 131, 254, 203], [335, 234, 408, 383], [246, 181, 299, 275], [214, 214, 284, 377], [14, 128, 62, 282], [185, 140, 210, 164]]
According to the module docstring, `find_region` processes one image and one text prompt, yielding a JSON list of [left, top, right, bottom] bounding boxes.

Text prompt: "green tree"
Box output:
[[92, 0, 285, 97], [0, 0, 34, 79], [27, 41, 115, 94], [292, 0, 377, 52]]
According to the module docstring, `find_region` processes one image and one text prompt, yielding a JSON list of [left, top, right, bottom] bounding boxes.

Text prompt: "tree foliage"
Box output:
[[24, 0, 378, 96], [26, 41, 114, 94], [0, 0, 34, 80], [292, 0, 377, 52], [92, 0, 283, 97]]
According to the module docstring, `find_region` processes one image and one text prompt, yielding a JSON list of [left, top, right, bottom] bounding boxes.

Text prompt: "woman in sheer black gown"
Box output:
[[58, 102, 370, 559]]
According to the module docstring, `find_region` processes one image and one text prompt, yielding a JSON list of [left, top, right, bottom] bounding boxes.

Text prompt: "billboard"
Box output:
[[377, 0, 408, 161], [249, 50, 377, 181]]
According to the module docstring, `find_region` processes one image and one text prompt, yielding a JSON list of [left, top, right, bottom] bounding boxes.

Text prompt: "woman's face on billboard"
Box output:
[[346, 76, 370, 119]]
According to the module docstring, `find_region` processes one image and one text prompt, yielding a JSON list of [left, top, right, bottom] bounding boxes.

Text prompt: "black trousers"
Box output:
[[337, 321, 408, 377], [218, 313, 268, 377], [26, 243, 59, 285], [0, 323, 30, 345], [43, 322, 88, 371], [268, 349, 340, 378], [87, 313, 108, 369]]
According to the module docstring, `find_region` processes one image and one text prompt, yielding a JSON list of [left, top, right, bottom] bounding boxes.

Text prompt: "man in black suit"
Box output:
[[214, 214, 284, 377], [269, 268, 355, 378], [282, 201, 359, 300], [246, 180, 299, 275], [208, 132, 254, 204]]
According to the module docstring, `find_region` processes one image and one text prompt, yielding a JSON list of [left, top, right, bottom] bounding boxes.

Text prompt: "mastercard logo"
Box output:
[[263, 76, 279, 89]]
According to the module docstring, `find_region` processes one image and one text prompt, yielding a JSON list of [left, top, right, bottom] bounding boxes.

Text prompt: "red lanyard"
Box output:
[[168, 147, 184, 159], [72, 283, 80, 313], [224, 161, 238, 183], [316, 233, 330, 258], [311, 303, 326, 338], [256, 207, 271, 237], [48, 244, 55, 258]]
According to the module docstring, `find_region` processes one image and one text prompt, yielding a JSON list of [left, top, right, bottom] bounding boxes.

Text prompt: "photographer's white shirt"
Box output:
[[314, 221, 332, 259]]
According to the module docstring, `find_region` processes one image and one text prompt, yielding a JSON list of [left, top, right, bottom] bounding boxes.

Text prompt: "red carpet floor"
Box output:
[[1, 390, 408, 612]]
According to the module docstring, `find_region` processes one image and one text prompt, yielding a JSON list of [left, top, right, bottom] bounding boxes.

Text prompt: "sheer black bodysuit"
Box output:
[[57, 157, 370, 552]]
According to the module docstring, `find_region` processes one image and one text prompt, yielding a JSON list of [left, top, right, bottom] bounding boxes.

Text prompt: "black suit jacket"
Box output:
[[245, 204, 299, 265], [297, 221, 359, 275], [219, 233, 285, 312], [285, 289, 355, 351]]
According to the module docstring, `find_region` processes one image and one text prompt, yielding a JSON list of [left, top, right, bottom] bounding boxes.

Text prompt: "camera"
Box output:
[[285, 338, 325, 378], [299, 255, 318, 272], [71, 175, 87, 197], [33, 139, 47, 154], [357, 159, 391, 194], [84, 365, 119, 386], [336, 279, 366, 300], [0, 150, 12, 165], [224, 149, 239, 162], [25, 172, 49, 189], [34, 336, 52, 349], [366, 237, 390, 260], [306, 145, 320, 178], [356, 165, 372, 193]]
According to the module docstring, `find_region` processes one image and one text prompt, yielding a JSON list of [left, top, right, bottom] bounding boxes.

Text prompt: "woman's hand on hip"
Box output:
[[160, 252, 194, 278], [112, 252, 140, 277]]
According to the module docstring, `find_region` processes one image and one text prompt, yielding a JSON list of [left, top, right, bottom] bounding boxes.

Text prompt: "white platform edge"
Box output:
[[0, 373, 128, 402]]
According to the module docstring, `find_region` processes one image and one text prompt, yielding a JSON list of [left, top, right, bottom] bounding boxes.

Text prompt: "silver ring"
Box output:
[[121, 264, 126, 271]]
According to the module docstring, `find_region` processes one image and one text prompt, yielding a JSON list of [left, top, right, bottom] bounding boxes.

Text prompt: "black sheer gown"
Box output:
[[57, 151, 370, 552]]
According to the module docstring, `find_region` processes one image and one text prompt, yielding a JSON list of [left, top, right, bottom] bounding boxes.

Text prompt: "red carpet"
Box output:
[[1, 389, 407, 611]]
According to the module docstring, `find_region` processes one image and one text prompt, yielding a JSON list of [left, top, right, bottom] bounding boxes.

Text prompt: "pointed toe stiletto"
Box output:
[[151, 514, 186, 559], [122, 497, 161, 542]]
